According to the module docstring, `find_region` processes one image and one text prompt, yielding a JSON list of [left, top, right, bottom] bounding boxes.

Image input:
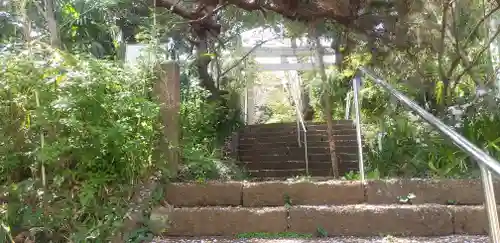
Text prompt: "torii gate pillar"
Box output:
[[242, 78, 256, 125]]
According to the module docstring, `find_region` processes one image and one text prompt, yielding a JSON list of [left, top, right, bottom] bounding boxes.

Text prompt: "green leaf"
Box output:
[[202, 53, 216, 58]]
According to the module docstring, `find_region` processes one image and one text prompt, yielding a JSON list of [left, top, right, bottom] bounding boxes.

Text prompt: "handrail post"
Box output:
[[345, 92, 351, 120], [480, 164, 500, 242], [297, 116, 301, 147], [353, 74, 365, 184], [286, 72, 308, 175], [304, 130, 309, 175]]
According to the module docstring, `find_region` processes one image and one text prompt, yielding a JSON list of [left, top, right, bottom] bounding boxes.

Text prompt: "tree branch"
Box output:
[[189, 3, 229, 23], [454, 26, 500, 84], [155, 0, 221, 31], [463, 3, 500, 47], [219, 36, 280, 77], [438, 0, 450, 81], [442, 2, 500, 83]]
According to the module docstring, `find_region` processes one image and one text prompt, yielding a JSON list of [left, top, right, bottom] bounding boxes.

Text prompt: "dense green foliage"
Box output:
[[363, 93, 500, 178], [178, 73, 244, 181], [296, 51, 500, 178], [1, 48, 160, 183], [0, 44, 243, 241], [0, 45, 161, 241]]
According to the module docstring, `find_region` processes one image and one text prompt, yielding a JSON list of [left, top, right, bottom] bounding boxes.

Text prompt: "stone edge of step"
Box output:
[[164, 179, 495, 207], [152, 235, 489, 243], [161, 204, 490, 236]]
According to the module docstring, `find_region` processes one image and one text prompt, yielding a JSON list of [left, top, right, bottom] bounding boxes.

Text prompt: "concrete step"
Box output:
[[160, 205, 495, 236], [244, 121, 353, 129], [239, 152, 358, 162], [246, 168, 344, 178], [239, 161, 358, 171], [239, 147, 330, 155], [240, 128, 357, 137], [165, 179, 500, 207], [238, 145, 358, 154], [153, 235, 489, 243], [238, 140, 357, 149], [243, 165, 357, 178], [239, 134, 357, 144]]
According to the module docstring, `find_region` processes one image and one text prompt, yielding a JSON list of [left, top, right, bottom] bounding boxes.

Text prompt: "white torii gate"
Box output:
[[241, 46, 335, 71], [241, 45, 336, 124], [122, 42, 337, 125]]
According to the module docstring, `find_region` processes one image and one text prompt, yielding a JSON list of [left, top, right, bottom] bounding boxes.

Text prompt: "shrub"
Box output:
[[0, 44, 162, 241], [177, 72, 244, 181]]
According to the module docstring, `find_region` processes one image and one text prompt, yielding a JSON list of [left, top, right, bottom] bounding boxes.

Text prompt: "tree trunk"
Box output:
[[44, 0, 60, 48], [311, 29, 340, 178], [323, 90, 339, 178]]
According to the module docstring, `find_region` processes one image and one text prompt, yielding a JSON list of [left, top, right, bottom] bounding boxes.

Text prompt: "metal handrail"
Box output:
[[353, 75, 365, 184], [283, 67, 309, 175], [344, 76, 365, 184], [288, 74, 309, 175], [288, 40, 310, 175], [347, 67, 500, 242], [294, 101, 309, 175]]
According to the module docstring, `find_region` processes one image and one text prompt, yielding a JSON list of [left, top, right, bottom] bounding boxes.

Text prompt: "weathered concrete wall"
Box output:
[[242, 181, 364, 206], [366, 179, 499, 205], [167, 207, 287, 236], [165, 182, 243, 206], [288, 205, 454, 236]]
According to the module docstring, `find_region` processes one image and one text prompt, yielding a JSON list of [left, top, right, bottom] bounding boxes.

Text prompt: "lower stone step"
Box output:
[[245, 168, 358, 178], [152, 235, 489, 243], [243, 164, 358, 177], [239, 152, 358, 162], [164, 179, 497, 207], [238, 140, 357, 148], [238, 145, 358, 154], [161, 205, 494, 236]]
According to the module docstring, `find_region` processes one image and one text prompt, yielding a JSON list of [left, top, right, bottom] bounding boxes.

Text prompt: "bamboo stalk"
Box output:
[[35, 91, 46, 188]]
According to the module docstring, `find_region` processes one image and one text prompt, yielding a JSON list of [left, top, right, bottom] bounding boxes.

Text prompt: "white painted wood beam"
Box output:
[[241, 46, 334, 57]]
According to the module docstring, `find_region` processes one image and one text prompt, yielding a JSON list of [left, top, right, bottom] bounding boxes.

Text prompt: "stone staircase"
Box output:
[[160, 179, 497, 237], [236, 121, 359, 178]]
